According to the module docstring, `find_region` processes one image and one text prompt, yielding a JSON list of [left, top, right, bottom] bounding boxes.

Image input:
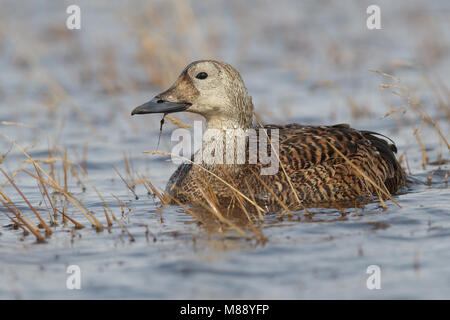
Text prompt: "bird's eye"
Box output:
[[195, 72, 208, 80]]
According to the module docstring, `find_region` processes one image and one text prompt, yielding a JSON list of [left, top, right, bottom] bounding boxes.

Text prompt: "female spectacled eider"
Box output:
[[131, 60, 406, 209]]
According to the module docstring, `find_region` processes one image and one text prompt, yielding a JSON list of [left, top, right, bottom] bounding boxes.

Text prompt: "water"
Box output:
[[0, 0, 449, 299]]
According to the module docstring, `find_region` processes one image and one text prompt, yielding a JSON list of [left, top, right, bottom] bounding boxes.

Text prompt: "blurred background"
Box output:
[[0, 0, 449, 299]]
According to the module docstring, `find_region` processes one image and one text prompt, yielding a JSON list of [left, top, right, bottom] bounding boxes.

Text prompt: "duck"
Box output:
[[131, 60, 406, 209]]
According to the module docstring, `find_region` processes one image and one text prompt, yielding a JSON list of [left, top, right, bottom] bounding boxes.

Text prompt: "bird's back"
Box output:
[[244, 123, 406, 206]]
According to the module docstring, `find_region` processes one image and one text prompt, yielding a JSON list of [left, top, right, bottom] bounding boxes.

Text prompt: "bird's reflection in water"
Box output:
[[166, 197, 386, 253]]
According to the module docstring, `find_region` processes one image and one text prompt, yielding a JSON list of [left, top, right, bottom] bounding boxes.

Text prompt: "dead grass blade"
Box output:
[[0, 168, 52, 235], [195, 182, 251, 239], [143, 150, 265, 212], [253, 113, 310, 214], [248, 167, 292, 217], [0, 197, 45, 242], [113, 166, 139, 200], [326, 140, 401, 208]]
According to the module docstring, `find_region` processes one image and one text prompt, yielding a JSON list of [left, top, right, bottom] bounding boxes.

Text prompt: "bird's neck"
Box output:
[[205, 96, 254, 130], [205, 118, 251, 130], [195, 94, 254, 175]]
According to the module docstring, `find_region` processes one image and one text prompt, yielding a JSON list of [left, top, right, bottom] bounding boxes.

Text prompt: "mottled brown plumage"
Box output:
[[132, 60, 406, 210], [165, 123, 406, 208]]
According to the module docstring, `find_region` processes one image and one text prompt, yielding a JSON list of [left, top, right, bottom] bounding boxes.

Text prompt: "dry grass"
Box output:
[[0, 127, 129, 241], [373, 69, 450, 172]]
